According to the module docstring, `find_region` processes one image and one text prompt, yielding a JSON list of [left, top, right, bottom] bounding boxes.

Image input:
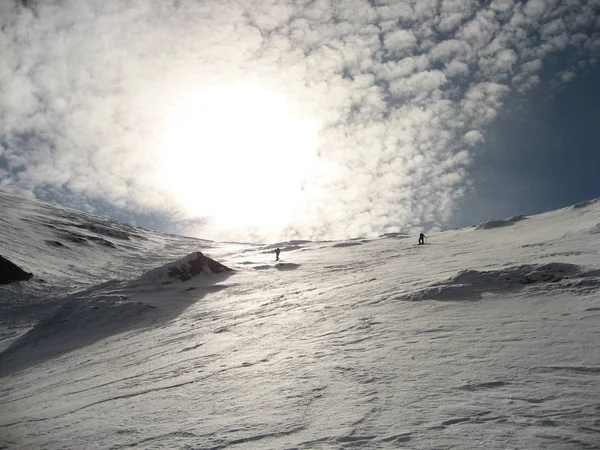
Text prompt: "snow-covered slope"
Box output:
[[0, 191, 243, 348], [1, 192, 599, 449]]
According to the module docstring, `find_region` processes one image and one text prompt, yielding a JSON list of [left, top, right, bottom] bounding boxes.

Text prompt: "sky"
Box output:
[[0, 0, 599, 242]]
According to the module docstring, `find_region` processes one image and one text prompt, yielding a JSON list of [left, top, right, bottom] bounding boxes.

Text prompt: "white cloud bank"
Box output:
[[0, 0, 598, 241]]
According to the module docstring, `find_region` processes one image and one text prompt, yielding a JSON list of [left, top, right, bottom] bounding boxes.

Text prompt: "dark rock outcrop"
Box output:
[[137, 251, 233, 284], [0, 255, 33, 284], [167, 252, 232, 281]]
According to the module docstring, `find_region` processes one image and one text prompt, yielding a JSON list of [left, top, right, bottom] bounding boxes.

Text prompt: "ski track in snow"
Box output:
[[1, 192, 600, 449]]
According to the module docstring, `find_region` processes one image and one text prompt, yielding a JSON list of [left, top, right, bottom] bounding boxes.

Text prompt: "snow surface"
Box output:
[[474, 215, 527, 230], [1, 191, 600, 449]]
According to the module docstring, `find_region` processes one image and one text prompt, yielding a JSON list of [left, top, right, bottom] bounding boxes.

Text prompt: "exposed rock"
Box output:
[[167, 252, 232, 281], [138, 252, 233, 284], [0, 255, 33, 284]]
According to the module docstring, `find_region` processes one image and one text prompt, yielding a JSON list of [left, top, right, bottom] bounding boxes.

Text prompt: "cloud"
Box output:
[[463, 131, 485, 146], [383, 29, 417, 57], [444, 60, 470, 78], [0, 0, 599, 241], [389, 70, 447, 98]]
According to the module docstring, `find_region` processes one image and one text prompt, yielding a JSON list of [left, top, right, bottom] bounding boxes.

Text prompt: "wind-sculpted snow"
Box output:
[[379, 232, 410, 239], [274, 262, 301, 271], [262, 244, 307, 253], [0, 192, 220, 288], [0, 253, 234, 375], [265, 240, 314, 250], [404, 262, 594, 301], [332, 240, 367, 248], [1, 193, 600, 449], [571, 199, 598, 209], [273, 240, 314, 246], [474, 214, 527, 230], [0, 192, 224, 339]]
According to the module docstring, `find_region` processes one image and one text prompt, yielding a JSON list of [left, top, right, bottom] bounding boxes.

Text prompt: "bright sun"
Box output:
[[158, 83, 320, 230]]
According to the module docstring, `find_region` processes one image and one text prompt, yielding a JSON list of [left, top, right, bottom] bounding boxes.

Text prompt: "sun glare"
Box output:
[[158, 83, 321, 230]]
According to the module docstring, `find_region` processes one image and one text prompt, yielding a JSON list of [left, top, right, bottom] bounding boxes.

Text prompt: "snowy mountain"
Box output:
[[1, 191, 600, 449]]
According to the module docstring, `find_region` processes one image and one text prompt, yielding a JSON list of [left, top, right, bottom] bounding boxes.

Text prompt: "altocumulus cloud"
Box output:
[[0, 0, 599, 241]]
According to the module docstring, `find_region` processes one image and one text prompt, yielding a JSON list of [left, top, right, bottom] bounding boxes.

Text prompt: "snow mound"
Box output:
[[0, 288, 210, 375], [405, 262, 588, 301], [275, 262, 301, 270], [475, 215, 527, 230], [380, 232, 410, 239], [332, 241, 364, 248], [571, 198, 598, 209], [57, 229, 118, 248], [275, 239, 313, 245], [137, 252, 232, 283], [0, 255, 33, 284]]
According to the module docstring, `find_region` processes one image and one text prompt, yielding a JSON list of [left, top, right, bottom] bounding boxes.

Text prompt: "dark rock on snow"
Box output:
[[0, 255, 33, 284], [167, 252, 232, 282]]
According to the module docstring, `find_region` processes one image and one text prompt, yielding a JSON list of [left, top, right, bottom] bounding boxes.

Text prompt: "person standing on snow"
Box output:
[[275, 248, 281, 261], [418, 233, 426, 245]]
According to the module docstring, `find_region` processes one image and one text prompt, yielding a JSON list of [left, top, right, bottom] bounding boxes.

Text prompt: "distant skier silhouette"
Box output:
[[275, 248, 281, 261], [418, 233, 426, 245]]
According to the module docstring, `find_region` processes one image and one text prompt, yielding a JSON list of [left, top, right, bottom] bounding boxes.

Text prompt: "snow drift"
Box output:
[[404, 262, 600, 301], [475, 214, 527, 230], [571, 198, 598, 209]]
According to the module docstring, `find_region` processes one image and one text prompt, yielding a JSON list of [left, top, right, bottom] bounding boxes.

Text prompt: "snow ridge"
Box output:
[[475, 214, 527, 230], [404, 262, 600, 301]]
